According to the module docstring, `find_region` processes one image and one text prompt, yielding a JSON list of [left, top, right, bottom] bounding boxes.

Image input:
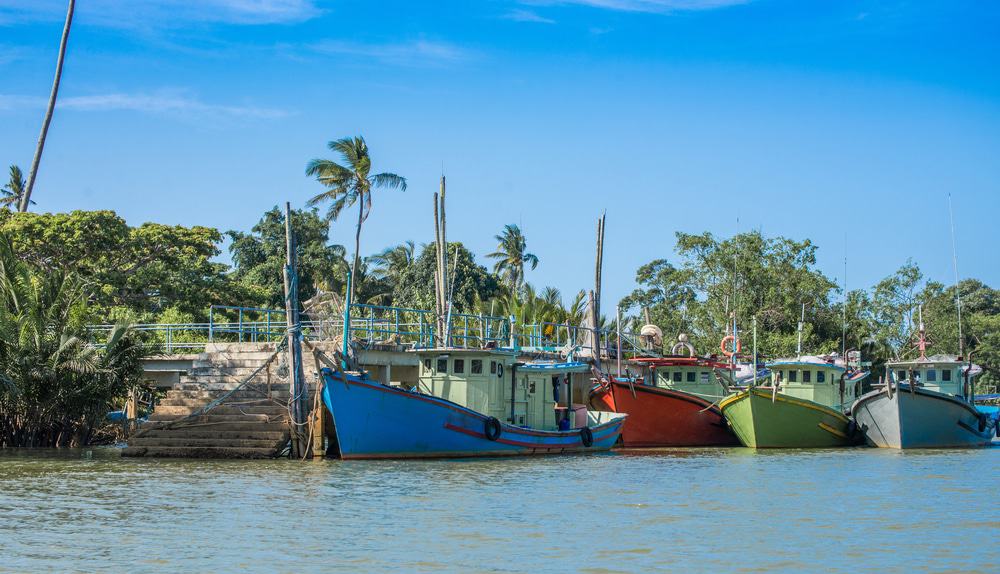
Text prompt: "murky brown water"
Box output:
[[1, 446, 998, 573]]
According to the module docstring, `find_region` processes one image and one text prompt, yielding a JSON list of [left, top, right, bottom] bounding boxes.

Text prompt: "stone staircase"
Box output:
[[123, 343, 294, 459]]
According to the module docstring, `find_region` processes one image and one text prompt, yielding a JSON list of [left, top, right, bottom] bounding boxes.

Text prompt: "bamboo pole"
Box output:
[[283, 202, 308, 458]]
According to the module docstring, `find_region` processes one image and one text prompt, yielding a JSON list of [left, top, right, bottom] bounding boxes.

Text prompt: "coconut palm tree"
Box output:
[[305, 136, 406, 299], [20, 0, 75, 212], [2, 165, 32, 210], [368, 240, 416, 283], [487, 224, 539, 292]]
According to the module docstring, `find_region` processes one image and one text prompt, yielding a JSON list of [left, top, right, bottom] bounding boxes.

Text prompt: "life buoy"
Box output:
[[484, 417, 502, 441], [720, 335, 742, 357], [580, 426, 594, 447]]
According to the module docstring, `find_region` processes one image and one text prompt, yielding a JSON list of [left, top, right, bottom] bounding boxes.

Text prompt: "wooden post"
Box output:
[[283, 202, 309, 459], [311, 353, 326, 458]]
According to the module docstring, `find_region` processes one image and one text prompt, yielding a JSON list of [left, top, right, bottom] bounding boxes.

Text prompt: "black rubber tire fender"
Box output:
[[580, 426, 594, 448], [484, 417, 502, 441], [977, 412, 988, 434]]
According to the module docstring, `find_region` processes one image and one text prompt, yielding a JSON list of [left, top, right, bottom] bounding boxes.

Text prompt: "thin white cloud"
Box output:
[[309, 39, 475, 67], [0, 0, 321, 27], [0, 91, 288, 119], [504, 9, 557, 24], [525, 0, 749, 13]]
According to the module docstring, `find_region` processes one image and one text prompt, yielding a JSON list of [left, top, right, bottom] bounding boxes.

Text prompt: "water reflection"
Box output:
[[1, 446, 997, 573]]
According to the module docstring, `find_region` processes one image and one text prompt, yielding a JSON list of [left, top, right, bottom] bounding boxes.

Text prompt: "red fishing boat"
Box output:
[[590, 337, 740, 447]]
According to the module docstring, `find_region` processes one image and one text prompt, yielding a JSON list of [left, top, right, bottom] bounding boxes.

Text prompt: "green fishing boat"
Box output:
[[720, 354, 869, 448]]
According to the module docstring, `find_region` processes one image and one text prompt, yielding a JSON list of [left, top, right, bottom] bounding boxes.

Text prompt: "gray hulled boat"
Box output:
[[851, 318, 996, 448]]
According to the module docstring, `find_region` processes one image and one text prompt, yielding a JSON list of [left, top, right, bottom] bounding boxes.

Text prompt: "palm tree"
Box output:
[[305, 136, 406, 299], [20, 0, 75, 212], [487, 224, 539, 292], [2, 165, 32, 210], [368, 240, 416, 283]]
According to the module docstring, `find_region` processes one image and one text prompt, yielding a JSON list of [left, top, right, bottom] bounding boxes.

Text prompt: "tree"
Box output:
[[622, 231, 839, 357], [487, 224, 539, 291], [305, 136, 406, 300], [228, 207, 349, 309], [0, 231, 146, 447], [2, 166, 32, 210], [369, 240, 416, 284], [20, 0, 75, 212], [393, 242, 500, 313], [0, 210, 228, 318]]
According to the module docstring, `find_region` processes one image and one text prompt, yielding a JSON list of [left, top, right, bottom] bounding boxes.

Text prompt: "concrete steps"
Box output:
[[121, 446, 281, 459], [124, 343, 295, 459]]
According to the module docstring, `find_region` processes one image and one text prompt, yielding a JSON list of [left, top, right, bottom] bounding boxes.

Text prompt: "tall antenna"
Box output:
[[731, 218, 740, 373], [842, 244, 847, 357], [947, 194, 964, 357]]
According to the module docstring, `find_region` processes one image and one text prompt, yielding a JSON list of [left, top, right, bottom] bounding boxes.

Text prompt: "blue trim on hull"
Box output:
[[320, 369, 625, 459]]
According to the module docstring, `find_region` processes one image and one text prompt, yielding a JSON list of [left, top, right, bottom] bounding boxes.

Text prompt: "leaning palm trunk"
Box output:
[[20, 0, 75, 212], [352, 196, 364, 300]]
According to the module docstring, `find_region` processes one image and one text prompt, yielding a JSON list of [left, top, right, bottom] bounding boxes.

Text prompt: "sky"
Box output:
[[1, 0, 999, 311]]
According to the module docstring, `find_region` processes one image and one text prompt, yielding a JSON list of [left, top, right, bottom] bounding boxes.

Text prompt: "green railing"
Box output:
[[88, 303, 655, 357]]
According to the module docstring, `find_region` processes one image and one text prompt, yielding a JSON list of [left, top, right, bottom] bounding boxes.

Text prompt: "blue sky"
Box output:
[[2, 0, 999, 310]]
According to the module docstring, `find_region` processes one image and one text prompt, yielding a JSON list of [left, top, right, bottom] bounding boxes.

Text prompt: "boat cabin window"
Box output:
[[788, 370, 798, 383], [672, 371, 683, 383], [897, 370, 906, 382], [816, 371, 825, 383], [490, 361, 497, 374], [942, 369, 951, 381], [686, 371, 696, 382], [471, 360, 483, 374], [700, 372, 710, 382], [437, 358, 448, 374], [454, 359, 465, 374], [802, 370, 812, 383], [423, 358, 431, 370], [926, 369, 937, 382]]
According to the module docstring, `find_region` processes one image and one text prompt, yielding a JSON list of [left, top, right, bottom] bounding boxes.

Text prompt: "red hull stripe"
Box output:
[[444, 422, 621, 448]]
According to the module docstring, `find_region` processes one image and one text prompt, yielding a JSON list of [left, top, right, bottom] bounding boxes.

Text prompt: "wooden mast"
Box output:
[[283, 202, 308, 458], [433, 176, 449, 347]]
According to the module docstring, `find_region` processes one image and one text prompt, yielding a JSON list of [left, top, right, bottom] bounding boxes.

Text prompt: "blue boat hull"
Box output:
[[321, 369, 626, 459]]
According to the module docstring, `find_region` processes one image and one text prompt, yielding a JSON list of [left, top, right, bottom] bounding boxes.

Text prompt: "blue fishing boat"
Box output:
[[321, 349, 626, 459], [851, 316, 997, 448]]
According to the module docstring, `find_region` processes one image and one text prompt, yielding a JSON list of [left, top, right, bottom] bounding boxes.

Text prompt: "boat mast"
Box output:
[[796, 303, 805, 360], [947, 194, 964, 358], [842, 247, 847, 358]]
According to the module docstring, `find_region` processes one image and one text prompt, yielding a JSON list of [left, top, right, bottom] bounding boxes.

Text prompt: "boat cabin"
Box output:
[[767, 357, 865, 411], [886, 355, 979, 398], [633, 357, 730, 401], [414, 349, 593, 431]]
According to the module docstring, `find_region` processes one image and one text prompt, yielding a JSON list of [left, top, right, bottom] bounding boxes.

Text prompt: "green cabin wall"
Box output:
[[770, 366, 854, 409], [654, 366, 728, 400], [415, 352, 578, 431]]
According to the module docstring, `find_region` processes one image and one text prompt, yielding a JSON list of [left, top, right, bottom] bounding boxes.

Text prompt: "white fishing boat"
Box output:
[[851, 314, 996, 448]]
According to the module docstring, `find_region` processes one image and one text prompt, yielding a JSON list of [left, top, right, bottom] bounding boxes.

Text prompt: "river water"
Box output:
[[1, 446, 997, 573]]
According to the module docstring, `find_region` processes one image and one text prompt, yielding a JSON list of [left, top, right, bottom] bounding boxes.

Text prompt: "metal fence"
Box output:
[[87, 303, 656, 357]]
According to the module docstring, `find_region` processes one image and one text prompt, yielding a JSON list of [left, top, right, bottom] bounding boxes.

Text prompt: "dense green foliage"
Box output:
[[0, 233, 146, 447], [0, 210, 227, 321]]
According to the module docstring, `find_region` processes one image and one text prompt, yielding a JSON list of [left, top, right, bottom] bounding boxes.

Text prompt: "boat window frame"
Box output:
[[672, 371, 683, 383], [816, 370, 825, 383], [437, 358, 448, 374], [700, 371, 710, 382], [453, 359, 465, 374], [490, 360, 497, 374], [897, 370, 907, 382], [802, 370, 812, 383], [925, 369, 937, 382], [471, 359, 483, 374], [788, 370, 798, 383], [942, 369, 951, 381]]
